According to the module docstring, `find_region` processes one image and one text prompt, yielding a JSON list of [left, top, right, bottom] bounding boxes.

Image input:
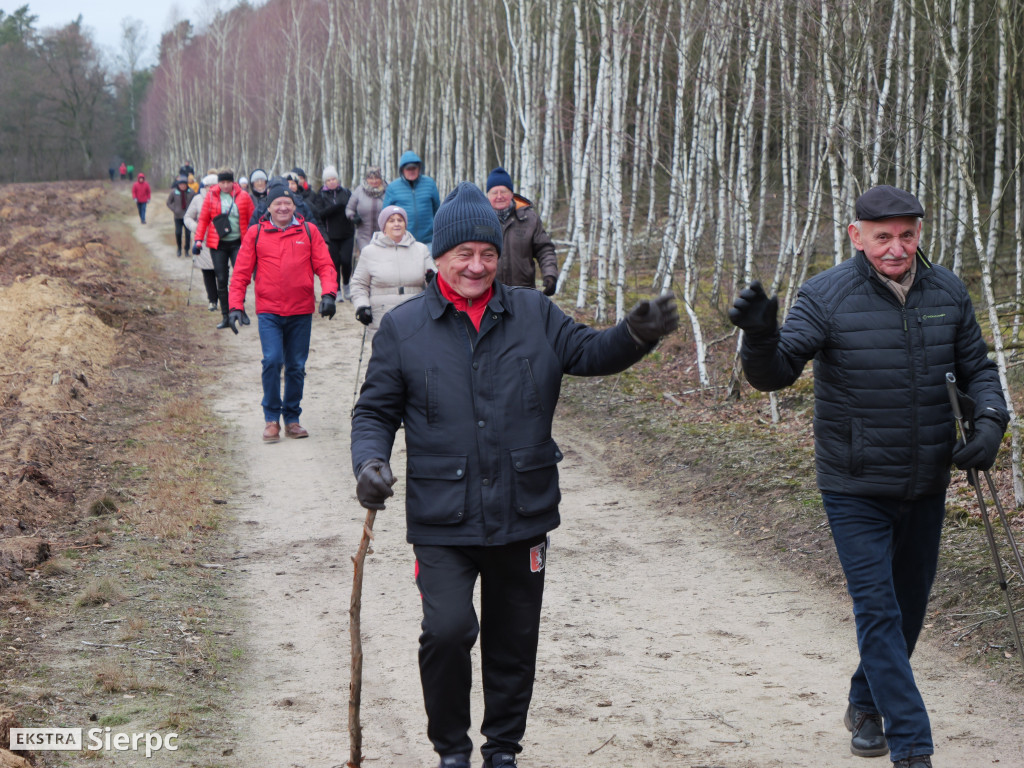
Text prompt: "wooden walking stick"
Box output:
[[348, 507, 377, 768]]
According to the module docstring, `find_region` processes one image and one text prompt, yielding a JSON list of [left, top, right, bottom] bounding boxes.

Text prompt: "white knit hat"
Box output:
[[322, 165, 339, 181]]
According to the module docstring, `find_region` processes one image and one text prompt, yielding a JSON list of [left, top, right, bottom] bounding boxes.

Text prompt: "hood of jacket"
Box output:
[[398, 150, 423, 170]]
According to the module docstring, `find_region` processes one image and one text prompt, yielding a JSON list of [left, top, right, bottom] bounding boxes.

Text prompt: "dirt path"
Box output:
[[133, 217, 1024, 768]]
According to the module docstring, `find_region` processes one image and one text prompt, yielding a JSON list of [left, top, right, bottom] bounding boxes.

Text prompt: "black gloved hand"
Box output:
[[227, 309, 243, 335], [356, 459, 396, 510], [728, 281, 778, 337], [626, 292, 680, 345], [356, 306, 373, 326], [352, 213, 363, 226], [319, 294, 336, 319], [952, 416, 1004, 471], [543, 275, 557, 296], [425, 269, 436, 285], [192, 242, 202, 255], [239, 310, 251, 325]]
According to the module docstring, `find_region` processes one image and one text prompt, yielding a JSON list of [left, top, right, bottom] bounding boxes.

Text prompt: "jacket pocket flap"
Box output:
[[510, 440, 563, 473], [408, 454, 468, 480]]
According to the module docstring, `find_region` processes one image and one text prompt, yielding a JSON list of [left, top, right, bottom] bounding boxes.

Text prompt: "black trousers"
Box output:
[[173, 218, 191, 252], [413, 535, 547, 761], [327, 236, 354, 286], [202, 269, 218, 304], [211, 240, 241, 315]]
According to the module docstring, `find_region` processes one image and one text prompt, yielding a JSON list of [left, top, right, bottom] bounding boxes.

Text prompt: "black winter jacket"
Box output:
[[740, 251, 1007, 500], [313, 185, 355, 241], [351, 281, 652, 546]]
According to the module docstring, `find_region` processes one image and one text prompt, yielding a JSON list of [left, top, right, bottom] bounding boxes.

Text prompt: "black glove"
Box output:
[[728, 281, 778, 337], [239, 310, 251, 326], [543, 275, 557, 296], [192, 242, 202, 255], [952, 416, 1004, 471], [356, 459, 396, 510], [626, 293, 680, 345], [227, 309, 243, 335], [352, 213, 363, 226], [425, 269, 436, 285], [356, 306, 373, 326], [319, 294, 336, 319]]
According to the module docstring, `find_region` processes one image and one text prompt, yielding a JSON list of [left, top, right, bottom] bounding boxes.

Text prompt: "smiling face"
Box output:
[[324, 177, 339, 190], [435, 242, 499, 300], [269, 196, 296, 228], [402, 164, 420, 182], [848, 216, 922, 280], [383, 213, 407, 241], [218, 179, 233, 194]]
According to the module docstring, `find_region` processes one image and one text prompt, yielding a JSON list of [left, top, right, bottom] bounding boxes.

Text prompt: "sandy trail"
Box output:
[[133, 216, 1024, 768]]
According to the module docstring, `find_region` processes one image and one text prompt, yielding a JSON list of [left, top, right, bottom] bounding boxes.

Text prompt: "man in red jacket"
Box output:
[[194, 170, 255, 329], [227, 181, 338, 441]]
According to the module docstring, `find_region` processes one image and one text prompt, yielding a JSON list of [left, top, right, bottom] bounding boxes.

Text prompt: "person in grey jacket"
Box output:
[[183, 174, 220, 311], [346, 166, 387, 252], [485, 167, 558, 294], [729, 185, 1008, 768], [351, 182, 678, 768], [166, 176, 196, 257]]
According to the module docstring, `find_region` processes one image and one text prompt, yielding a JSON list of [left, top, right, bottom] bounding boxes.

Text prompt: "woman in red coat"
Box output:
[[131, 173, 152, 224], [194, 170, 255, 329]]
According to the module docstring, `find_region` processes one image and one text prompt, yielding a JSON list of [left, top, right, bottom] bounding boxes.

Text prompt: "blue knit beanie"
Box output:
[[486, 167, 514, 192], [431, 182, 504, 259]]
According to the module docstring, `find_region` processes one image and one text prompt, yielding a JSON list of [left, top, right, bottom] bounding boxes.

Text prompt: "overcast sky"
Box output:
[[1, 0, 227, 66]]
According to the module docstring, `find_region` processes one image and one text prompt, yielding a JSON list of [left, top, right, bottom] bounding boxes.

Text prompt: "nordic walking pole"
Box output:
[[946, 372, 1024, 670], [186, 257, 195, 307], [351, 326, 368, 416], [347, 506, 377, 768]]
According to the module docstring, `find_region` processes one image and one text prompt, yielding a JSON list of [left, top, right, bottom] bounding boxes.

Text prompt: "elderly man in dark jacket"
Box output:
[[485, 167, 558, 295], [351, 182, 678, 768], [729, 185, 1008, 768]]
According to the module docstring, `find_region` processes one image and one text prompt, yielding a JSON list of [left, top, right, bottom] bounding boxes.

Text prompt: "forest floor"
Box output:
[[1, 182, 1023, 767]]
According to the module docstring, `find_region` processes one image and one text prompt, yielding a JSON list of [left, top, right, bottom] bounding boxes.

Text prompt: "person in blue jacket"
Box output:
[[382, 150, 441, 245], [729, 185, 1008, 768]]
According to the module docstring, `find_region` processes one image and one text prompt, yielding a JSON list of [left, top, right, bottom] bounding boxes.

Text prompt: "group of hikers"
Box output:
[[147, 156, 1005, 768]]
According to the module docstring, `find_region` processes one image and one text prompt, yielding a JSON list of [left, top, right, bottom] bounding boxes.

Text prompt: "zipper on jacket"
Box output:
[[901, 305, 919, 496]]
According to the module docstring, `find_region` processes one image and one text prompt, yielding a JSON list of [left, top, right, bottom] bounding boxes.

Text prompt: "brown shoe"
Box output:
[[262, 421, 281, 442], [284, 422, 309, 439]]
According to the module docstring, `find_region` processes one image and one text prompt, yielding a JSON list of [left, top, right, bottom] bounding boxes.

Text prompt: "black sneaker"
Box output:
[[438, 755, 470, 768], [484, 753, 517, 768], [844, 702, 888, 757], [893, 757, 932, 767]]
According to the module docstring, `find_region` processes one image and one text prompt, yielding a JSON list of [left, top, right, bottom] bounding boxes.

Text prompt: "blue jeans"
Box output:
[[257, 313, 312, 424], [822, 492, 946, 761], [136, 201, 147, 223]]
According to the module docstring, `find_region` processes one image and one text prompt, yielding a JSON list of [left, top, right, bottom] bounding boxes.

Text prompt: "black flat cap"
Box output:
[[855, 185, 925, 221]]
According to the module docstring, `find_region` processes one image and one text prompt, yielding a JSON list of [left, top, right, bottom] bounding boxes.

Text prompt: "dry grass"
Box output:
[[74, 577, 125, 608], [38, 557, 76, 577], [93, 660, 138, 693]]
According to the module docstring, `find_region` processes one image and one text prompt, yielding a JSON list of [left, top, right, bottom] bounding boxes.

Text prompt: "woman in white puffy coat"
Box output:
[[183, 174, 220, 312], [350, 205, 434, 337]]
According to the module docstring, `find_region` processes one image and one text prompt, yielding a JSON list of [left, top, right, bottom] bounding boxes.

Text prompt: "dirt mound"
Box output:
[[0, 182, 130, 586]]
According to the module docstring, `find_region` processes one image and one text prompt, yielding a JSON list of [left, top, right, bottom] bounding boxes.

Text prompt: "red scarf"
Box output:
[[436, 273, 493, 331]]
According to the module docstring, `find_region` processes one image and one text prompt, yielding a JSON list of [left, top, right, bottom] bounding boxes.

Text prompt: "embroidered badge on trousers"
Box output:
[[530, 542, 545, 573]]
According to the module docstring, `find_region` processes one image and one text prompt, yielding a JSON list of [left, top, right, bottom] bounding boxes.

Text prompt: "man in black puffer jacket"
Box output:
[[351, 182, 678, 768], [730, 185, 1007, 768]]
